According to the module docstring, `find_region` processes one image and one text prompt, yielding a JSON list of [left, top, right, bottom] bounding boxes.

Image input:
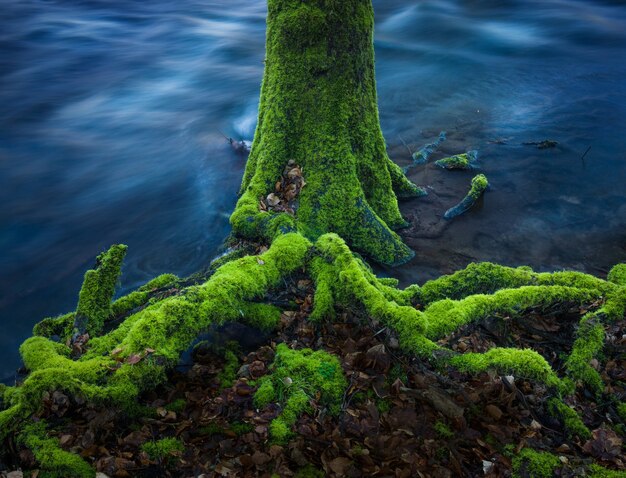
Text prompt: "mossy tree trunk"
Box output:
[[231, 0, 423, 265], [2, 1, 626, 475]]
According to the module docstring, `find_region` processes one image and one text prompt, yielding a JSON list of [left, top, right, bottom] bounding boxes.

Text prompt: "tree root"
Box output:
[[2, 231, 625, 473]]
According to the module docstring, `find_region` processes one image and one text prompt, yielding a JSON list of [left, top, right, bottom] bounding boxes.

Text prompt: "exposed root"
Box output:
[[444, 174, 489, 219], [2, 232, 625, 475]]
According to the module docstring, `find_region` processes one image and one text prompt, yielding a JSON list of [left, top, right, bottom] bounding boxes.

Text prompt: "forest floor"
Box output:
[[2, 269, 625, 478]]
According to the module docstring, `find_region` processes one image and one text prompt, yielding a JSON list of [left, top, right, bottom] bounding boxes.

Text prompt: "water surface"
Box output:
[[2, 0, 626, 379]]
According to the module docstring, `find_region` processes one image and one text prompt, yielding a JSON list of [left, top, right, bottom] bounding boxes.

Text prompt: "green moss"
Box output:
[[376, 398, 391, 414], [1, 234, 310, 444], [230, 0, 421, 265], [547, 398, 591, 440], [424, 285, 601, 340], [311, 234, 427, 338], [141, 437, 184, 461], [218, 342, 240, 389], [418, 262, 614, 305], [565, 316, 605, 393], [254, 343, 346, 442], [18, 421, 94, 478], [230, 421, 254, 436], [74, 244, 127, 337], [434, 420, 454, 439], [165, 398, 186, 413], [607, 264, 626, 286], [295, 464, 325, 478], [33, 312, 75, 340], [617, 402, 626, 422], [443, 174, 488, 219], [512, 448, 560, 478], [110, 273, 178, 317], [435, 151, 477, 170], [451, 348, 561, 388], [588, 464, 626, 478], [240, 302, 282, 330]]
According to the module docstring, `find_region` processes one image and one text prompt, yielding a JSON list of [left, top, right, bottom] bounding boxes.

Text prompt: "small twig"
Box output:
[[373, 326, 387, 337], [218, 130, 232, 143], [581, 145, 591, 161], [398, 134, 414, 156]]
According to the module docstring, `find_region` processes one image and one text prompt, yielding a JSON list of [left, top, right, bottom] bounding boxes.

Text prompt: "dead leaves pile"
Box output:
[[259, 161, 306, 215]]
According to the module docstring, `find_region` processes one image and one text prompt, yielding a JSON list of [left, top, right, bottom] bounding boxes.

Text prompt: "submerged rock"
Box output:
[[435, 150, 479, 170]]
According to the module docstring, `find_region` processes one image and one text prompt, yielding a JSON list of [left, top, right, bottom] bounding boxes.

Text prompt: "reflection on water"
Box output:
[[1, 0, 626, 378]]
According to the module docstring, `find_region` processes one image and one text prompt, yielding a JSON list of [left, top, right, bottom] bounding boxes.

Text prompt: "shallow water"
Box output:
[[1, 0, 626, 379]]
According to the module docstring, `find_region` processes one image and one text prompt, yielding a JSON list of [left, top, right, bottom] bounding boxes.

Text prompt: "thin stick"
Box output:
[[398, 134, 414, 156], [581, 145, 591, 160]]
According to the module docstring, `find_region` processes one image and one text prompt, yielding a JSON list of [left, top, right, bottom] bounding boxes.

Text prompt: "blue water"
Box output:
[[1, 0, 626, 379]]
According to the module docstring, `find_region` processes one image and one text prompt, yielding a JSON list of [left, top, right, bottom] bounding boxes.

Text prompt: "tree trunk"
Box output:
[[231, 0, 423, 265]]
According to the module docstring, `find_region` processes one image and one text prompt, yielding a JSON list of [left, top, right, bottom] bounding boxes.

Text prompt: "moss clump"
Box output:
[[607, 264, 626, 286], [110, 273, 178, 317], [165, 398, 186, 414], [33, 312, 75, 340], [434, 420, 454, 439], [74, 244, 127, 337], [218, 342, 241, 389], [588, 464, 626, 478], [451, 348, 562, 388], [294, 464, 325, 478], [616, 402, 626, 422], [565, 316, 605, 393], [230, 0, 422, 265], [18, 422, 94, 478], [512, 448, 560, 478], [141, 437, 184, 461], [230, 421, 254, 436], [444, 174, 488, 219], [254, 343, 347, 442], [417, 262, 614, 305], [424, 285, 601, 340], [547, 398, 591, 440], [435, 151, 478, 170]]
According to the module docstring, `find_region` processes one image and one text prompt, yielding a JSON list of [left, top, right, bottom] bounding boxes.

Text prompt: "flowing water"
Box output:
[[1, 0, 626, 379]]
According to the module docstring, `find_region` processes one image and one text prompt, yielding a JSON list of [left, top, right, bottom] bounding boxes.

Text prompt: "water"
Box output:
[[1, 0, 625, 379]]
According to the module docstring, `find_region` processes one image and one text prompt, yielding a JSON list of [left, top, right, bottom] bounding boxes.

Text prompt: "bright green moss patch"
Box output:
[[451, 348, 561, 388], [565, 316, 604, 393], [294, 464, 325, 478], [74, 244, 127, 337], [434, 420, 454, 439], [547, 398, 591, 440], [617, 402, 626, 422], [607, 264, 626, 286], [165, 398, 186, 414], [424, 285, 601, 340], [18, 422, 94, 478], [218, 342, 241, 389], [110, 273, 178, 317], [512, 448, 560, 478], [588, 464, 626, 478], [254, 343, 347, 442], [33, 312, 75, 340], [311, 234, 426, 335], [435, 151, 477, 170], [444, 174, 489, 219], [141, 437, 184, 461]]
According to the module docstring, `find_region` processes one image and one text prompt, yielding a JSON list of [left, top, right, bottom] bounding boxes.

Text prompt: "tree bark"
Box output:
[[231, 0, 423, 265]]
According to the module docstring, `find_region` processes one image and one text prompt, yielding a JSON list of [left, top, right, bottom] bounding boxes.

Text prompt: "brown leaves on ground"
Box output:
[[4, 276, 626, 477], [259, 160, 306, 215]]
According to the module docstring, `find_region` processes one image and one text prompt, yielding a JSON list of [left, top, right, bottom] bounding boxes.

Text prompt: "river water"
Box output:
[[1, 0, 626, 379]]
